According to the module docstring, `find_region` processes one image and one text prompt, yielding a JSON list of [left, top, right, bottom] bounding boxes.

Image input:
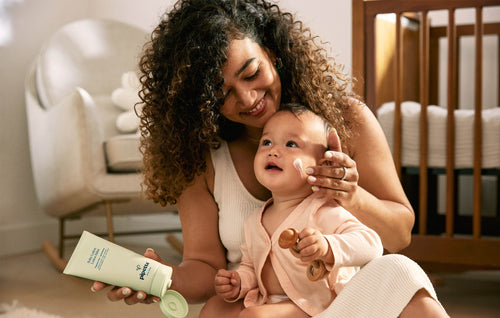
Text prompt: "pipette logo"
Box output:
[[137, 261, 150, 280]]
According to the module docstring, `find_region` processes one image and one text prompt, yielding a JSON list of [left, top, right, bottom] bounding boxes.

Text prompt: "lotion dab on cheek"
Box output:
[[293, 158, 304, 177]]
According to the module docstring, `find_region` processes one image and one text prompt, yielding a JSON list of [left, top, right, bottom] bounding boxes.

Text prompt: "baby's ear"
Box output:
[[327, 129, 342, 152]]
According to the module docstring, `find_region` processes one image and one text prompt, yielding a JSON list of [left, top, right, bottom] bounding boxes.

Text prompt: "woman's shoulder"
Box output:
[[347, 97, 371, 119], [204, 148, 216, 196], [346, 98, 386, 155]]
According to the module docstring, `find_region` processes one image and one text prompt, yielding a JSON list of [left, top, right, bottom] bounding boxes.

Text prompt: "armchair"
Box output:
[[25, 19, 181, 271]]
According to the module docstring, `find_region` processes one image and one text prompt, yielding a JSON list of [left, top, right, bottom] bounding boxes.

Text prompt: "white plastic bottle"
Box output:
[[63, 231, 188, 318]]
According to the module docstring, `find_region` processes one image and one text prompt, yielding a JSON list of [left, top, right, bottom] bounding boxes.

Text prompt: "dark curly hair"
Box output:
[[138, 0, 356, 206]]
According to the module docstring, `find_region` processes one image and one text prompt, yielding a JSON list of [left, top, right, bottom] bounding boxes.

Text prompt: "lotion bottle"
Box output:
[[63, 231, 188, 318]]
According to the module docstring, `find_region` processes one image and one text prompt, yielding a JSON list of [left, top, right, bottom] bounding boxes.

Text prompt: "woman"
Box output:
[[93, 0, 447, 316]]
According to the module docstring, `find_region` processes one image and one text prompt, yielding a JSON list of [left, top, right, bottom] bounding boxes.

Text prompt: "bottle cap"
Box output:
[[159, 290, 188, 318], [150, 264, 173, 297]]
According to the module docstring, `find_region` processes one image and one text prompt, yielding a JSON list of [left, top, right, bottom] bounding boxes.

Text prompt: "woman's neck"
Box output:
[[244, 126, 263, 146]]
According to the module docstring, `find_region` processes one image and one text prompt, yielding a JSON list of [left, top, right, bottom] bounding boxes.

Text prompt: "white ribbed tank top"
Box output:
[[210, 140, 266, 269]]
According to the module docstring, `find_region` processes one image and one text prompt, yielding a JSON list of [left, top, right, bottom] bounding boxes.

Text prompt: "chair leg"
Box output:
[[59, 217, 65, 257], [42, 217, 69, 272], [42, 240, 68, 272], [104, 201, 115, 242]]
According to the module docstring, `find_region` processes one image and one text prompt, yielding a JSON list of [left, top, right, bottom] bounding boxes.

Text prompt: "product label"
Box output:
[[86, 247, 109, 271], [137, 261, 151, 280]]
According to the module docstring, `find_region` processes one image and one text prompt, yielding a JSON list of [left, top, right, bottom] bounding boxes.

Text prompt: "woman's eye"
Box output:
[[286, 141, 298, 148], [245, 68, 260, 80]]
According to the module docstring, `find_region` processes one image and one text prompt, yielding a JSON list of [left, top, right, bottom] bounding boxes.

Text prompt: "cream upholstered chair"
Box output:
[[25, 19, 181, 271]]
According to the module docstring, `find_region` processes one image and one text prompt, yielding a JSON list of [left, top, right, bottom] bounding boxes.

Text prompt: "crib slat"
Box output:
[[446, 9, 457, 238], [394, 13, 403, 178], [352, 0, 365, 100], [419, 11, 430, 235], [365, 0, 500, 16], [473, 7, 483, 239], [366, 11, 377, 110]]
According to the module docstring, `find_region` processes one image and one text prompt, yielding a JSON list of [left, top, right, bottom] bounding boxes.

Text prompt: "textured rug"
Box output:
[[0, 301, 63, 318]]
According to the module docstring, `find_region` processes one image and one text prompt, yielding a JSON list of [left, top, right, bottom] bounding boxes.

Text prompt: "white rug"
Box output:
[[0, 301, 63, 318]]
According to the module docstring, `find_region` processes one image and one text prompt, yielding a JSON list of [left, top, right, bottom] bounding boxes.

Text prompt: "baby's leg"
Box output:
[[199, 295, 244, 318], [240, 300, 310, 318]]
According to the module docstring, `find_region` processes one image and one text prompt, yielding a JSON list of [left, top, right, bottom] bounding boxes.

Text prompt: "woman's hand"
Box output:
[[91, 248, 162, 305], [306, 130, 360, 209]]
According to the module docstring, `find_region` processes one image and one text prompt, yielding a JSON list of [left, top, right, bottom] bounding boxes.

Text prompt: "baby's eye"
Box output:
[[262, 139, 272, 146], [286, 141, 298, 148]]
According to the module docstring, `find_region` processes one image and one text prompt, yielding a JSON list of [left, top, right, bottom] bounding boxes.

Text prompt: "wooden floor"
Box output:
[[1, 237, 500, 317]]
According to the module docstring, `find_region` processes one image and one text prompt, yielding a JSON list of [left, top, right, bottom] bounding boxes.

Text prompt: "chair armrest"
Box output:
[[26, 83, 107, 216]]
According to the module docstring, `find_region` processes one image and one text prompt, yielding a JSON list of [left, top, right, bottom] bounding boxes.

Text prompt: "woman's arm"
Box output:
[[308, 100, 414, 253], [172, 159, 227, 302], [93, 156, 227, 304]]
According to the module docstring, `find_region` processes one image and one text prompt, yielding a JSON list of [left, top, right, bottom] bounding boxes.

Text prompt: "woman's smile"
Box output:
[[242, 94, 266, 116]]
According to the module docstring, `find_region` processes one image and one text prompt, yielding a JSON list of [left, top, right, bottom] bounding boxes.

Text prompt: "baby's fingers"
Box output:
[[216, 269, 239, 285], [215, 274, 231, 286]]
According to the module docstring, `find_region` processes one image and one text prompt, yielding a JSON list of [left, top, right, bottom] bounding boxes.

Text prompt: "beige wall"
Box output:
[[0, 0, 352, 257]]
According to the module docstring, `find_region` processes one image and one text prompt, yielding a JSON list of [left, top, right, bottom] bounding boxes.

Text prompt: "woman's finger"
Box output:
[[320, 151, 353, 168], [91, 281, 109, 292], [107, 286, 132, 302], [327, 129, 342, 152], [143, 248, 167, 265], [311, 165, 350, 181], [308, 170, 357, 192], [123, 291, 146, 305]]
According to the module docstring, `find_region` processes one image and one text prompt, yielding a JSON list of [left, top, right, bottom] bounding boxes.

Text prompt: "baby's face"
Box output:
[[254, 111, 328, 197]]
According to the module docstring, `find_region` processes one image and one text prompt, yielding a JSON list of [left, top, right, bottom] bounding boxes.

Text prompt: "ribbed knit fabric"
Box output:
[[210, 140, 266, 269], [314, 254, 443, 318]]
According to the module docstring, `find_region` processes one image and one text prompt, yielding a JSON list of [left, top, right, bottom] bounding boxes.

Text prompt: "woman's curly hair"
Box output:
[[138, 0, 357, 206]]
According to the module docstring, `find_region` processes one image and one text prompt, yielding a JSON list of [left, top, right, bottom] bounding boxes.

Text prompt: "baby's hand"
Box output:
[[296, 227, 331, 264], [214, 269, 241, 301]]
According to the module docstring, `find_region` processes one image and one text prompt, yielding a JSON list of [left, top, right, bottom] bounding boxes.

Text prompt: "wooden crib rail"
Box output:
[[473, 8, 483, 240], [352, 0, 500, 269], [419, 10, 429, 235]]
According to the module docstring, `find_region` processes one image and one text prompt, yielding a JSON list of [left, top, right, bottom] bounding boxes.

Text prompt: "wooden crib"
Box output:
[[352, 0, 500, 270]]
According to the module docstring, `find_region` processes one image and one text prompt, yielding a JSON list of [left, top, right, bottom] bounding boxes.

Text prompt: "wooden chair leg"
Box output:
[[42, 240, 68, 272], [42, 218, 69, 272], [59, 218, 65, 257], [104, 201, 115, 242]]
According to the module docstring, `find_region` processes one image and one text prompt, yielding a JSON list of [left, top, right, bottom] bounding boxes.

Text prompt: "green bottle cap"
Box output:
[[159, 290, 188, 318]]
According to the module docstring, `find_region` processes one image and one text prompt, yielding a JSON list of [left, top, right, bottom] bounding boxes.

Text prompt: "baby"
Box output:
[[214, 103, 383, 317]]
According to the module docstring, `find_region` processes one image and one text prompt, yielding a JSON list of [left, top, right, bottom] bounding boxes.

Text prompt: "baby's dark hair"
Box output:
[[138, 0, 356, 205], [278, 103, 333, 145]]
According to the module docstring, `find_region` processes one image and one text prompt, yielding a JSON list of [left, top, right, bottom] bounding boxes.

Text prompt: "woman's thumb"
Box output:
[[327, 129, 342, 152]]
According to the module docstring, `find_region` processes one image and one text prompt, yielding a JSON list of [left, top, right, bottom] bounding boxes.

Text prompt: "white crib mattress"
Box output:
[[377, 101, 500, 169]]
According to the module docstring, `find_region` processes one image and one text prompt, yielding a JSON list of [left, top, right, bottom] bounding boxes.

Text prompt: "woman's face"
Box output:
[[219, 37, 282, 129]]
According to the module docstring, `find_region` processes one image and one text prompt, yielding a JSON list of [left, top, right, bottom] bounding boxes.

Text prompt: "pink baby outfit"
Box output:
[[234, 193, 383, 316]]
